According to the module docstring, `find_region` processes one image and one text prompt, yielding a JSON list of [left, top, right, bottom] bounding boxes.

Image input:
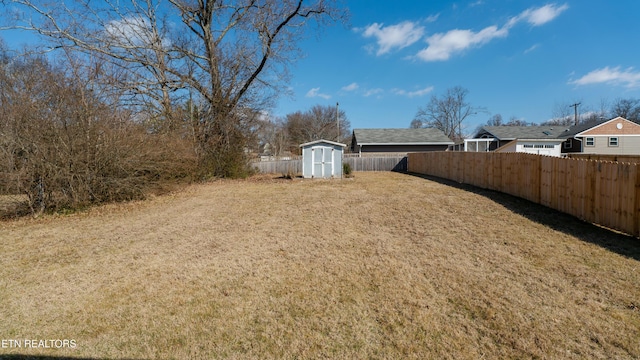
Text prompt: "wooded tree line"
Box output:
[[0, 0, 344, 215], [486, 98, 640, 127], [0, 48, 197, 215], [256, 104, 351, 157], [541, 98, 640, 126]]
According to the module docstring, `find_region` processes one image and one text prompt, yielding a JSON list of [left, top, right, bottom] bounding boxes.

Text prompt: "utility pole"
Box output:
[[336, 102, 340, 142], [570, 102, 581, 125]]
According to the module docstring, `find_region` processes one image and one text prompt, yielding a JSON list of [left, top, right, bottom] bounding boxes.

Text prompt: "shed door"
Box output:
[[312, 146, 334, 178], [324, 147, 334, 177]]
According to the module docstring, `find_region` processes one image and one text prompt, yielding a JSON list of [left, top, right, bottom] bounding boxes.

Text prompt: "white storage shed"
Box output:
[[300, 139, 347, 179]]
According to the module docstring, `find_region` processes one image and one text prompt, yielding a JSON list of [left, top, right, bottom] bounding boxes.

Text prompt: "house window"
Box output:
[[523, 144, 534, 148], [585, 137, 595, 146], [609, 137, 619, 147], [544, 144, 555, 149], [564, 139, 573, 149], [534, 144, 544, 148]]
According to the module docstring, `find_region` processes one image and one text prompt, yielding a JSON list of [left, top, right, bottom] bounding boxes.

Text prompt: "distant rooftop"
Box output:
[[353, 128, 454, 145], [476, 126, 569, 140]]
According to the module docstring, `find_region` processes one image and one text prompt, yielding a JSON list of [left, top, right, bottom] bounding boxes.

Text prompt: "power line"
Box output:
[[569, 102, 581, 125], [336, 102, 340, 142]]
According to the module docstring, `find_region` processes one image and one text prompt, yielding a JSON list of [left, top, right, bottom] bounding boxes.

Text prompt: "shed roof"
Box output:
[[353, 128, 454, 145], [299, 139, 346, 148]]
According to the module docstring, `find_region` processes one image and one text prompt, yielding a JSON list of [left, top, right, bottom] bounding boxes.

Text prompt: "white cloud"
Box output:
[[506, 3, 569, 28], [104, 16, 170, 48], [416, 25, 508, 61], [306, 87, 331, 99], [516, 3, 569, 27], [362, 21, 425, 55], [415, 3, 568, 62], [571, 66, 640, 88], [341, 82, 359, 91], [363, 88, 384, 97], [408, 86, 435, 97], [393, 86, 434, 97], [524, 44, 540, 54], [425, 14, 440, 23]]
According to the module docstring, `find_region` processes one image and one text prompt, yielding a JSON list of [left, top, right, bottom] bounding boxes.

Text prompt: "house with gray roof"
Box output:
[[351, 128, 454, 155], [557, 118, 609, 153], [465, 117, 640, 156], [559, 117, 640, 154], [465, 125, 569, 156]]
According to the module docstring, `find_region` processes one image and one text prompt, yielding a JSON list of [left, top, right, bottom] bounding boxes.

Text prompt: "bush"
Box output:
[[343, 162, 353, 177], [0, 55, 197, 217]]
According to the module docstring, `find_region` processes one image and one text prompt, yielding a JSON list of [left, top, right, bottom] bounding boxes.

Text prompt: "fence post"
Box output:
[[634, 164, 640, 237]]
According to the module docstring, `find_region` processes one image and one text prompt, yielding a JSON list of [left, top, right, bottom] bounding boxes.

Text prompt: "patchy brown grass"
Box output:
[[1, 172, 639, 359]]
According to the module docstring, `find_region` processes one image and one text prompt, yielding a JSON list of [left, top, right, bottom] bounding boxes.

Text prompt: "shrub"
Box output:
[[0, 54, 197, 217], [343, 162, 353, 177]]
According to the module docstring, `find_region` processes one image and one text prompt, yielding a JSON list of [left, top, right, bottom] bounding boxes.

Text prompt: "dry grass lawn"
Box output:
[[1, 172, 639, 359]]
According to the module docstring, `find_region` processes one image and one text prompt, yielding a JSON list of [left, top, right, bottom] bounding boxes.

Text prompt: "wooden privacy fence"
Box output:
[[251, 155, 407, 174], [252, 158, 302, 174], [345, 156, 407, 172], [408, 152, 640, 238]]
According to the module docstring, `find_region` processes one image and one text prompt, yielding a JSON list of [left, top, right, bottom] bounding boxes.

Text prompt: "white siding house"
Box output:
[[465, 126, 567, 157], [495, 139, 564, 157], [573, 117, 640, 155]]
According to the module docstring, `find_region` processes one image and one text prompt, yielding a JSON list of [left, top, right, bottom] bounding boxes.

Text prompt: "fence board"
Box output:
[[593, 161, 603, 225], [574, 160, 587, 220], [491, 153, 501, 192], [635, 167, 640, 236], [558, 159, 570, 214], [344, 156, 407, 172], [540, 156, 552, 208], [620, 163, 635, 232], [252, 159, 302, 175], [408, 151, 640, 238], [601, 162, 615, 229]]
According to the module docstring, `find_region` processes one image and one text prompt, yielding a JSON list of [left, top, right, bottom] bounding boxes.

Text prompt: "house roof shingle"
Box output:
[[477, 126, 569, 140], [353, 128, 454, 145], [477, 119, 624, 140], [557, 118, 609, 138]]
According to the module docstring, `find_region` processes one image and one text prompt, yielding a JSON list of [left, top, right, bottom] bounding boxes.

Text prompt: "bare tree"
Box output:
[[412, 86, 481, 140], [541, 99, 614, 126], [285, 104, 350, 152], [504, 116, 535, 126], [485, 114, 503, 126], [576, 98, 610, 123], [485, 114, 535, 127], [409, 118, 423, 128], [611, 98, 640, 122], [254, 115, 289, 157], [1, 0, 345, 177], [542, 101, 579, 126]]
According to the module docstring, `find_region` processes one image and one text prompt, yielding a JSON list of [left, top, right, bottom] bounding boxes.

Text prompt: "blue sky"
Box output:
[[2, 1, 639, 135], [276, 0, 640, 133]]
